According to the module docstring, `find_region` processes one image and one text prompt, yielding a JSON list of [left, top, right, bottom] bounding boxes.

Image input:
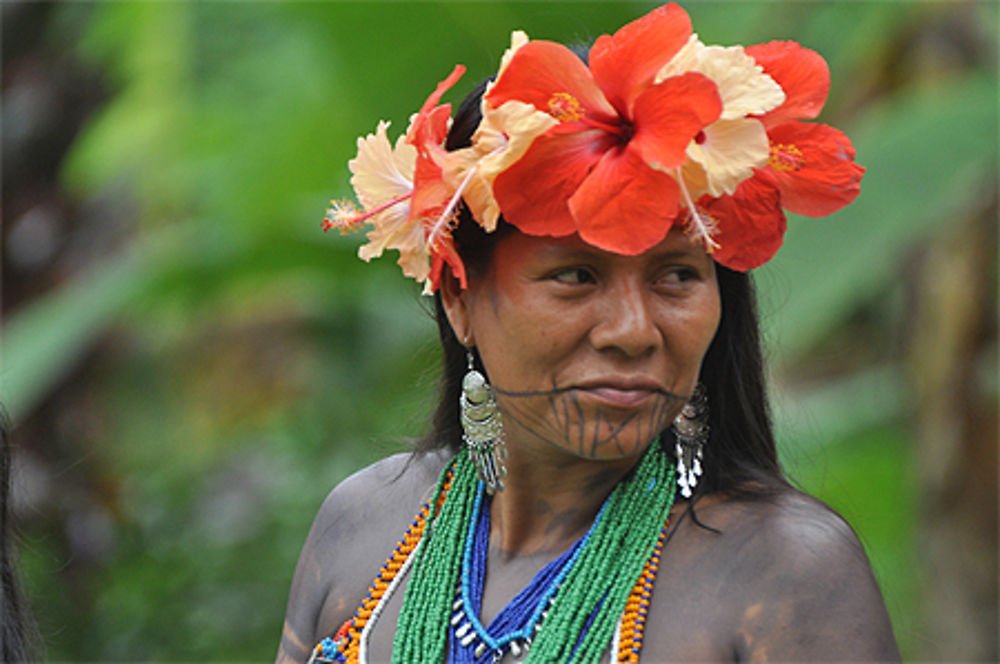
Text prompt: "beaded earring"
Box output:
[[460, 349, 508, 494], [672, 383, 709, 498]]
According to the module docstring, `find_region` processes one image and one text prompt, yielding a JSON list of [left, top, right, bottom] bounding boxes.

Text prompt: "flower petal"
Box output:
[[656, 38, 785, 120], [589, 2, 693, 115], [767, 122, 864, 216], [445, 100, 558, 231], [746, 41, 829, 128], [685, 117, 769, 197], [443, 145, 501, 230], [568, 145, 680, 255], [495, 30, 529, 81], [698, 170, 786, 271], [406, 65, 466, 146], [354, 67, 466, 291], [677, 157, 709, 199], [427, 235, 467, 294], [632, 71, 722, 173], [349, 120, 416, 213], [492, 124, 615, 237], [349, 122, 421, 268], [358, 212, 430, 283], [485, 40, 617, 123], [410, 104, 454, 221]]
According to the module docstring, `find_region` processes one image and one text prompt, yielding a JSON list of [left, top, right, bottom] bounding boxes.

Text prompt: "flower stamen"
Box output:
[[323, 199, 363, 233], [426, 144, 506, 250], [324, 191, 416, 235], [674, 168, 720, 253], [682, 206, 720, 247], [768, 142, 805, 172], [547, 91, 630, 138], [547, 92, 583, 122]]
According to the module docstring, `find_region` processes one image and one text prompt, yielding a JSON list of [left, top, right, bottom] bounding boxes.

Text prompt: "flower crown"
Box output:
[[324, 3, 864, 294]]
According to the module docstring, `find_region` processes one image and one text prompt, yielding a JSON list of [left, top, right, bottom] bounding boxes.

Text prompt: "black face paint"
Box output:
[[493, 384, 686, 459]]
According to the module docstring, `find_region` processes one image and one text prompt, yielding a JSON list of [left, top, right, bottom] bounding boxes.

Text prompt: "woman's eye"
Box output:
[[552, 267, 595, 285], [657, 267, 697, 285]]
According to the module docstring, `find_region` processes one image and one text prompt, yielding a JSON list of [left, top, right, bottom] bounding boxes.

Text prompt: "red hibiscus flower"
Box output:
[[702, 41, 865, 271], [405, 65, 470, 291], [484, 3, 723, 255]]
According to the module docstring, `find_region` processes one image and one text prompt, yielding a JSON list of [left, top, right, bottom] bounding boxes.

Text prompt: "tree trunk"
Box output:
[[905, 193, 998, 660]]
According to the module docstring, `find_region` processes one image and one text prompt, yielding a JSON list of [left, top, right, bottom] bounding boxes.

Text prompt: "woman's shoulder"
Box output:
[[692, 488, 887, 605], [311, 450, 452, 537], [277, 449, 454, 664], [727, 490, 900, 659], [645, 487, 900, 661], [722, 489, 869, 565], [304, 449, 454, 586]]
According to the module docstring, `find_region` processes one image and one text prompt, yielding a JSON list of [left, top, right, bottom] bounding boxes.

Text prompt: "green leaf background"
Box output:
[[3, 2, 996, 660]]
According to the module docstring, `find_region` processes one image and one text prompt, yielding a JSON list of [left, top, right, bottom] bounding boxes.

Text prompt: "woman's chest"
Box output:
[[353, 552, 743, 663], [319, 500, 756, 663]]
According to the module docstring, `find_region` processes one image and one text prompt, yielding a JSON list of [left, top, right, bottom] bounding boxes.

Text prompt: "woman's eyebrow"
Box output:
[[645, 249, 704, 261], [534, 247, 604, 262], [536, 246, 705, 264]]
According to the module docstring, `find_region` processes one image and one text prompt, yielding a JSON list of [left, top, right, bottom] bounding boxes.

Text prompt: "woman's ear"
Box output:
[[439, 268, 474, 347]]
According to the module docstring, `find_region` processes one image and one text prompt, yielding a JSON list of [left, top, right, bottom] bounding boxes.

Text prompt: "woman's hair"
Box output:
[[414, 75, 788, 498]]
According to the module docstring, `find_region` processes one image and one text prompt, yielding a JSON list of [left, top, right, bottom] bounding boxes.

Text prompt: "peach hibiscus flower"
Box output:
[[443, 100, 558, 233], [325, 65, 468, 293], [438, 31, 559, 233]]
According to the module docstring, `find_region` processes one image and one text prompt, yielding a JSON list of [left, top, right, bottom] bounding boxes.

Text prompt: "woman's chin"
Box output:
[[497, 390, 678, 462]]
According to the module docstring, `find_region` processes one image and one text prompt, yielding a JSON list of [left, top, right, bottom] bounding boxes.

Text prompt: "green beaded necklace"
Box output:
[[392, 443, 677, 663]]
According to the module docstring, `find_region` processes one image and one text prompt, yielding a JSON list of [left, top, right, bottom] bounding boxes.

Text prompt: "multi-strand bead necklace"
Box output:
[[309, 443, 676, 663]]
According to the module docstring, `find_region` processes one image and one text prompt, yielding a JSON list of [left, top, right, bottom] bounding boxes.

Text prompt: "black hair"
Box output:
[[415, 74, 788, 499]]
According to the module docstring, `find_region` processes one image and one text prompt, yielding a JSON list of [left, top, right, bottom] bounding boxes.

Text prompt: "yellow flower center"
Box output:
[[769, 142, 805, 172], [547, 92, 584, 123]]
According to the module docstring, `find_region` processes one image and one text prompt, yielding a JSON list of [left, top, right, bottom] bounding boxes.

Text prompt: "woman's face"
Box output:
[[443, 228, 720, 463]]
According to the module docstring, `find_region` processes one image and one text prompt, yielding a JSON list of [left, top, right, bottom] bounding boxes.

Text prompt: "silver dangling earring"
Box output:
[[672, 383, 709, 498], [460, 349, 508, 494]]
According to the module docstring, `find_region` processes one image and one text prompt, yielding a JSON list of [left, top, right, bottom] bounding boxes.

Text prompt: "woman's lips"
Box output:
[[574, 385, 659, 408]]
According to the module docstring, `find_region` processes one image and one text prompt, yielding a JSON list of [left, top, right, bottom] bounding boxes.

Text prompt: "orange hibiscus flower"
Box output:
[[484, 3, 723, 255]]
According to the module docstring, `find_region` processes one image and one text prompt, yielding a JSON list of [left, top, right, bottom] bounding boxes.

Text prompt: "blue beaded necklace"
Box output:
[[447, 481, 609, 663]]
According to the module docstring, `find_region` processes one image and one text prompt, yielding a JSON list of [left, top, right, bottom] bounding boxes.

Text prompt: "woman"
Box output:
[[279, 4, 899, 662]]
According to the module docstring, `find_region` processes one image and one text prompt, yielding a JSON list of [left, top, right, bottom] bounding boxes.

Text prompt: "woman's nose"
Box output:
[[588, 280, 661, 357]]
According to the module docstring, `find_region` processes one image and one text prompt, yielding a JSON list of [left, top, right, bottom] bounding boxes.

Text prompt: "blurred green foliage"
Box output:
[[3, 1, 996, 660]]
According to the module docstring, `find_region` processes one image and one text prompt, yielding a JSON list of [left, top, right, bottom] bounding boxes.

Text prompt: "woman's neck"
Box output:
[[487, 443, 643, 556]]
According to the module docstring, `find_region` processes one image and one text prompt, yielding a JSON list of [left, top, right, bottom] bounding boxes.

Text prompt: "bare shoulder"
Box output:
[[276, 449, 452, 664], [310, 450, 450, 546], [727, 491, 901, 660], [738, 490, 872, 569], [643, 490, 901, 662]]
